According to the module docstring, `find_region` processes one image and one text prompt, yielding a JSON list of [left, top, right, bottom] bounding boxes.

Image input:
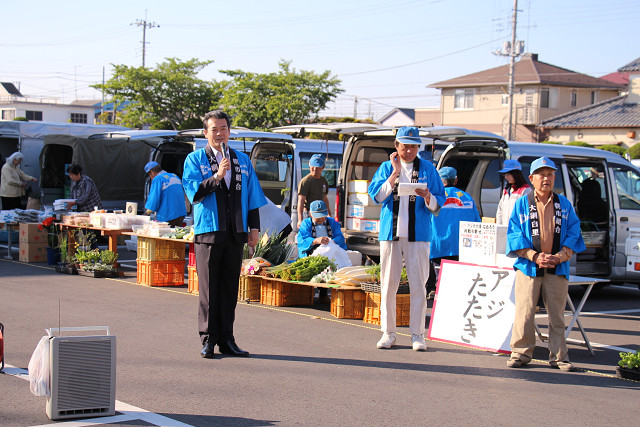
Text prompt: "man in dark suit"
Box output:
[[182, 110, 267, 358]]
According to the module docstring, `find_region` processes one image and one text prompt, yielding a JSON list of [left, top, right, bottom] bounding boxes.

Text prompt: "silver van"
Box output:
[[439, 138, 640, 285]]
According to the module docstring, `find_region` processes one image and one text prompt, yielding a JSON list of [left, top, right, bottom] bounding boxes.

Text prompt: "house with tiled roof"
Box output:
[[429, 53, 624, 141], [539, 56, 640, 148]]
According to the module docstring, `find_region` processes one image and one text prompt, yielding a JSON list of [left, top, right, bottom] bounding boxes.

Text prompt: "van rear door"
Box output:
[[250, 141, 295, 214]]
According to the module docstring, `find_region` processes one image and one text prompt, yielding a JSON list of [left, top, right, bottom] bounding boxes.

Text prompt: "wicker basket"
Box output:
[[363, 292, 411, 326], [360, 282, 410, 294]]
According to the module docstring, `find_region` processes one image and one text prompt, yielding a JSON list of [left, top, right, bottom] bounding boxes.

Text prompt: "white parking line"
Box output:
[[3, 364, 193, 427]]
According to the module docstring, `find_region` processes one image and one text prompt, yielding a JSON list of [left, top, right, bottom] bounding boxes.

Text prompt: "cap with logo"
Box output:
[[309, 200, 328, 218], [498, 159, 522, 174], [395, 126, 422, 145], [530, 157, 557, 174]]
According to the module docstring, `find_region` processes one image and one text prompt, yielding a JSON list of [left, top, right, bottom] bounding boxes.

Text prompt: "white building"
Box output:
[[0, 82, 97, 125]]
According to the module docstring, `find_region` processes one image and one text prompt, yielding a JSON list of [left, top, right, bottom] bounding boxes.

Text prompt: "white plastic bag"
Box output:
[[312, 240, 352, 270], [28, 336, 51, 397]]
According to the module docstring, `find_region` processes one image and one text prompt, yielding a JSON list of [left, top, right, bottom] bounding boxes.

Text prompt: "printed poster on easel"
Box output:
[[427, 260, 516, 353]]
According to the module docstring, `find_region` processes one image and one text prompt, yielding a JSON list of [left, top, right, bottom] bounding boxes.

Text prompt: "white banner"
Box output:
[[427, 260, 516, 353]]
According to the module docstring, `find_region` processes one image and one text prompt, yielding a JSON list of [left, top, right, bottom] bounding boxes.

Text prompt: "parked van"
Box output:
[[39, 130, 195, 210], [438, 138, 640, 284]]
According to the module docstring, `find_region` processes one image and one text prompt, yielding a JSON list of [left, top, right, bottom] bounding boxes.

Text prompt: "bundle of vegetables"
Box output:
[[364, 263, 408, 284], [310, 266, 336, 283], [164, 226, 194, 240], [243, 231, 295, 265], [267, 255, 336, 282], [333, 266, 371, 286]]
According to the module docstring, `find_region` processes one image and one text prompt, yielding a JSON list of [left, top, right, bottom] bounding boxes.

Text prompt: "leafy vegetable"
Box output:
[[266, 255, 337, 282]]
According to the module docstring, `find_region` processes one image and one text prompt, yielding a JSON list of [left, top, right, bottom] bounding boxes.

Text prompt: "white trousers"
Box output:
[[380, 238, 429, 335]]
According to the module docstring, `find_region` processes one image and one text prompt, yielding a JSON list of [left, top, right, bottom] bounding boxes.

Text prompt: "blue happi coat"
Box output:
[[145, 171, 187, 222], [182, 147, 266, 235], [368, 159, 445, 242], [296, 217, 346, 258], [506, 192, 586, 279], [429, 186, 481, 259]]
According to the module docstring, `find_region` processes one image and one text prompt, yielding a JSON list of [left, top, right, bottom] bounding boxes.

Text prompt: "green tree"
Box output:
[[219, 60, 343, 130], [566, 141, 592, 147], [627, 143, 640, 159], [599, 144, 626, 157], [93, 58, 220, 130]]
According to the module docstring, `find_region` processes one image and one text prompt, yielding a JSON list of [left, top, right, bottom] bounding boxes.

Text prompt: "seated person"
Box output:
[[297, 200, 346, 258], [296, 200, 347, 304]]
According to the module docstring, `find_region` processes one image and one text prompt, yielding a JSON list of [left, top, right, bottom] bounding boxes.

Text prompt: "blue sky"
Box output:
[[1, 0, 638, 121]]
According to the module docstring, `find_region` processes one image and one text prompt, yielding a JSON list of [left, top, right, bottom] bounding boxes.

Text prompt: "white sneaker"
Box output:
[[412, 334, 427, 351], [376, 332, 396, 349]]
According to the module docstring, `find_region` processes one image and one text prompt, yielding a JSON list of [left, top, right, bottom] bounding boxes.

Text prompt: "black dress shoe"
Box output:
[[200, 341, 215, 359], [218, 339, 249, 357]]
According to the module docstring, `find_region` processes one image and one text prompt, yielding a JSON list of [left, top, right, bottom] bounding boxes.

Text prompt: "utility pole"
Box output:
[[132, 10, 159, 68], [353, 96, 358, 119], [492, 0, 523, 141]]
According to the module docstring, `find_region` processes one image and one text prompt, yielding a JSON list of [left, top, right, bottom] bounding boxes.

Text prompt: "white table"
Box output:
[[534, 275, 608, 356]]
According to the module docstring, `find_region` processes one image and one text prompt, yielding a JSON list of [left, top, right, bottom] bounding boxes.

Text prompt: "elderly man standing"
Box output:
[[506, 157, 585, 371], [144, 161, 188, 227], [368, 126, 445, 351]]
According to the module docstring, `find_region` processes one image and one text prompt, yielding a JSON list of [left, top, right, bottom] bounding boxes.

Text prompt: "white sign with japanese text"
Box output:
[[427, 260, 516, 353]]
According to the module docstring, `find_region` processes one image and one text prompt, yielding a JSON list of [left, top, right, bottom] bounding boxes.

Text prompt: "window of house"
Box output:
[[570, 92, 578, 107], [540, 88, 558, 109], [26, 110, 43, 121], [1, 109, 16, 120], [501, 94, 509, 106], [454, 89, 474, 109], [591, 91, 598, 104], [70, 113, 87, 124]]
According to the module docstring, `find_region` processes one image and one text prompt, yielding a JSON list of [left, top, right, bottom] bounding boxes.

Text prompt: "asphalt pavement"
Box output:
[[1, 244, 639, 426]]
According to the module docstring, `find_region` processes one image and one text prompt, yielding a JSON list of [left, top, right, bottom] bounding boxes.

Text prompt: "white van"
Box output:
[[439, 138, 640, 285]]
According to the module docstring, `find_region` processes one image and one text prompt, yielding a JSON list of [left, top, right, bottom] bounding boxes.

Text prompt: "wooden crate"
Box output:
[[187, 265, 198, 293], [260, 278, 314, 307], [238, 274, 262, 302], [363, 292, 411, 326], [331, 288, 366, 319], [137, 259, 185, 287], [137, 237, 185, 261]]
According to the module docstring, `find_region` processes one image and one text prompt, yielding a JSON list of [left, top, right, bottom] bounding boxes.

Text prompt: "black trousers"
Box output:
[[195, 235, 244, 345]]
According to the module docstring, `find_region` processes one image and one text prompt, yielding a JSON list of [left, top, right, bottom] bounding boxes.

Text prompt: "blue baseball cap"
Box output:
[[438, 166, 457, 180], [530, 157, 557, 174], [309, 200, 328, 218], [309, 154, 325, 168], [498, 159, 522, 174], [144, 161, 160, 174], [396, 126, 422, 145]]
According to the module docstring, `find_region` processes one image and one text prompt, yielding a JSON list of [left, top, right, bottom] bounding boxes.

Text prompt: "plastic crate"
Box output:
[[188, 243, 196, 267], [188, 265, 198, 293], [363, 292, 411, 326], [238, 274, 262, 302], [260, 278, 314, 307], [136, 237, 186, 262], [137, 259, 185, 287], [331, 288, 366, 319]]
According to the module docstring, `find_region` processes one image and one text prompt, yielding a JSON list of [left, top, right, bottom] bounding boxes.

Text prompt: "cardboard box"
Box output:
[[346, 217, 380, 233], [19, 223, 48, 244], [348, 192, 376, 206], [347, 204, 381, 219], [347, 180, 370, 193], [458, 221, 508, 266], [19, 242, 48, 263]]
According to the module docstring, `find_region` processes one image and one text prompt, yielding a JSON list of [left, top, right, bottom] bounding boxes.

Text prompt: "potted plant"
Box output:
[[617, 350, 640, 380]]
